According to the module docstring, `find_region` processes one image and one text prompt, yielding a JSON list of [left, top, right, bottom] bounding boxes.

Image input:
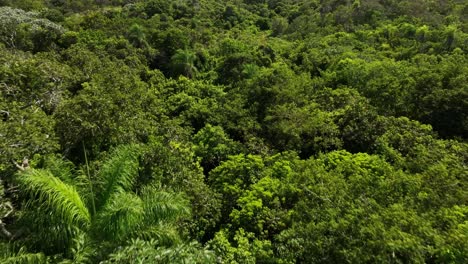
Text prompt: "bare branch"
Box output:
[[0, 221, 12, 239], [12, 159, 25, 171], [0, 202, 14, 239]]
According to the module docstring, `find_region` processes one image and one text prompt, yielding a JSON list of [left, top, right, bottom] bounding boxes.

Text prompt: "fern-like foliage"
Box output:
[[134, 187, 190, 247], [94, 145, 140, 212], [94, 191, 144, 242], [17, 169, 91, 229], [135, 222, 182, 247], [17, 207, 79, 255], [72, 169, 95, 215], [141, 186, 190, 224], [15, 169, 91, 255], [41, 154, 76, 185], [59, 230, 95, 264], [94, 187, 190, 245], [0, 243, 47, 264], [11, 144, 192, 262], [99, 238, 159, 264]]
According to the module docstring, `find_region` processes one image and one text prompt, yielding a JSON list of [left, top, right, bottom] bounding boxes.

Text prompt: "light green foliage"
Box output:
[[208, 154, 266, 230], [276, 149, 467, 263], [18, 169, 91, 227], [209, 154, 264, 202], [207, 153, 299, 263], [209, 228, 274, 264], [193, 124, 243, 171], [230, 155, 298, 237], [155, 77, 227, 130]]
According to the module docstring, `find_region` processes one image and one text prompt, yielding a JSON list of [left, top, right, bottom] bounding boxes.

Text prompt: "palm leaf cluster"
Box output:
[[4, 145, 203, 263], [170, 49, 198, 78], [0, 243, 46, 264]]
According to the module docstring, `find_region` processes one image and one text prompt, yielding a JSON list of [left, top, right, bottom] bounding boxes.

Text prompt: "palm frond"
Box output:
[[60, 229, 96, 264], [136, 222, 181, 247], [72, 169, 95, 215], [0, 243, 47, 264], [17, 169, 90, 229], [17, 207, 79, 255], [93, 191, 144, 241], [141, 186, 190, 224], [95, 145, 140, 211], [135, 187, 190, 247], [1, 253, 47, 264], [171, 49, 198, 78], [42, 154, 75, 185]]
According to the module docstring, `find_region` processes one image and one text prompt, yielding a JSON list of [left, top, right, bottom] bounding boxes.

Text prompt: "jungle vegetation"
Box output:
[[0, 0, 467, 263]]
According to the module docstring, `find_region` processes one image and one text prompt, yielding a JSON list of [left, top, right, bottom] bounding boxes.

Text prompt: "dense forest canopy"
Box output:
[[0, 0, 467, 263]]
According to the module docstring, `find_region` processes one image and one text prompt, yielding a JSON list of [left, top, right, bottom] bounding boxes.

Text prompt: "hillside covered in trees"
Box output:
[[0, 0, 467, 263]]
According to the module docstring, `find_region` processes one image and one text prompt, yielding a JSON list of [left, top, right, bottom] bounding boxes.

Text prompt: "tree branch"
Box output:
[[12, 159, 25, 171], [0, 220, 12, 239], [0, 202, 14, 239]]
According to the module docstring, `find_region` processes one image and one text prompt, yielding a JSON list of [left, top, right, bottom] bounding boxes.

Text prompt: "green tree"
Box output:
[[8, 145, 192, 262], [54, 58, 165, 158], [170, 49, 198, 78], [208, 154, 265, 223], [140, 136, 223, 243], [277, 149, 467, 263], [271, 16, 288, 36], [193, 124, 243, 172], [264, 102, 342, 156], [0, 6, 64, 51], [127, 23, 148, 48], [155, 77, 227, 131]]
